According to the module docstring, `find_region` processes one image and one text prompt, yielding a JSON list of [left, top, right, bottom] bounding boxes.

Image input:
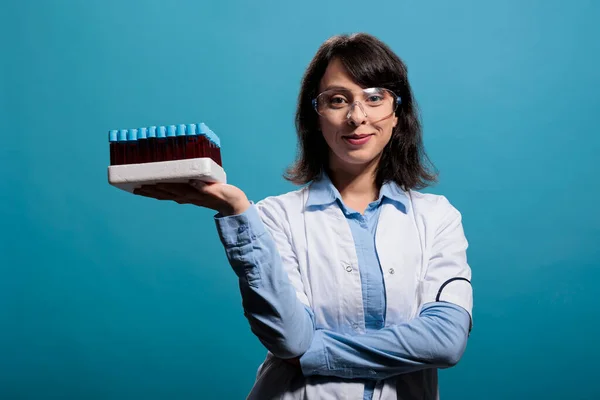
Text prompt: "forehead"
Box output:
[[319, 58, 364, 92]]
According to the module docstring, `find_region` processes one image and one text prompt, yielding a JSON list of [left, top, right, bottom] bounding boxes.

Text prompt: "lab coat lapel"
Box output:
[[376, 201, 424, 324], [304, 204, 365, 333]]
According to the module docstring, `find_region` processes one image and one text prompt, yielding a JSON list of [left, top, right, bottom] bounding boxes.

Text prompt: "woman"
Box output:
[[135, 33, 473, 400]]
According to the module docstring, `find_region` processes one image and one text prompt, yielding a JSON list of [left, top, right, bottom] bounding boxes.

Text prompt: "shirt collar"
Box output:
[[306, 171, 339, 207], [306, 171, 409, 213]]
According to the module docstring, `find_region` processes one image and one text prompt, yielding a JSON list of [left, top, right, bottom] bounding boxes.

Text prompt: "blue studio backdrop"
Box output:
[[1, 1, 599, 399]]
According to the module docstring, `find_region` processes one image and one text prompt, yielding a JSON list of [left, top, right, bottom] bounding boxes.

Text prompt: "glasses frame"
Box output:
[[311, 87, 402, 122]]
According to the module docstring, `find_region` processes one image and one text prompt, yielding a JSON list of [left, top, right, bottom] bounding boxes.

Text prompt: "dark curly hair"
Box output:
[[284, 32, 438, 191]]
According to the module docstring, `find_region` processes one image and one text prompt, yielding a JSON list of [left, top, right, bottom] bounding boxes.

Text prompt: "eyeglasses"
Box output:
[[312, 87, 401, 123]]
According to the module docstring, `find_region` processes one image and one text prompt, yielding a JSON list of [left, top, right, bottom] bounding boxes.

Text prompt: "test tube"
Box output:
[[109, 130, 118, 165], [206, 127, 217, 164], [208, 127, 222, 166], [176, 124, 187, 159], [137, 127, 148, 163], [117, 129, 128, 164], [166, 125, 177, 161], [156, 126, 167, 162], [186, 123, 198, 159], [147, 126, 157, 162], [127, 129, 139, 164], [197, 123, 210, 159]]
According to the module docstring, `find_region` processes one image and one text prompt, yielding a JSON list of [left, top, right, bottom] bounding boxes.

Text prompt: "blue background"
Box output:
[[1, 0, 599, 399]]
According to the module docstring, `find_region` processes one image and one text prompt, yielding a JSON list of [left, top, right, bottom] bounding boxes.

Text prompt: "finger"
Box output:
[[151, 184, 184, 198], [134, 187, 177, 201], [156, 183, 197, 197], [157, 184, 215, 208], [189, 179, 216, 188], [189, 179, 208, 189], [134, 190, 170, 201], [138, 184, 175, 194], [189, 180, 220, 196], [160, 183, 216, 205]]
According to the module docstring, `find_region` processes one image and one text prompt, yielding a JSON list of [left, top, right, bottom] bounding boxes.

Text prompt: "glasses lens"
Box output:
[[314, 88, 398, 121]]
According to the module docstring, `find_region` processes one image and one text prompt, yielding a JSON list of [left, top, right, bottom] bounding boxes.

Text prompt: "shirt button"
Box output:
[[389, 268, 395, 274], [352, 322, 360, 330], [345, 265, 353, 272]]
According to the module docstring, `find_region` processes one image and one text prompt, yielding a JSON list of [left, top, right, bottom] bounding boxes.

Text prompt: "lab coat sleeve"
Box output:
[[420, 196, 473, 330], [214, 203, 314, 359], [299, 301, 470, 380]]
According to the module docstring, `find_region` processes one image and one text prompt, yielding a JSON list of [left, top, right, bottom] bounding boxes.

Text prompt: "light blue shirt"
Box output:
[[305, 173, 407, 399]]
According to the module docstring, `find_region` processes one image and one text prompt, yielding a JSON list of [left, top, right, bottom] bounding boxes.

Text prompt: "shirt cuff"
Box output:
[[214, 203, 267, 248], [299, 330, 328, 376]]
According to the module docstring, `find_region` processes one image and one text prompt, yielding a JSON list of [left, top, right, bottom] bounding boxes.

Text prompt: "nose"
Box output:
[[346, 101, 368, 126]]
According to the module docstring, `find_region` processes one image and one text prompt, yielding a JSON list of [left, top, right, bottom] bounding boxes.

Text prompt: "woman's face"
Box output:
[[317, 58, 398, 175]]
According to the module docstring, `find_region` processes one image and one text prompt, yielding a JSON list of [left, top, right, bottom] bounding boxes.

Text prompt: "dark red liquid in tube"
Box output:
[[165, 139, 174, 161], [156, 126, 167, 162], [186, 136, 196, 159], [186, 124, 197, 159], [197, 135, 207, 158], [109, 130, 118, 165], [117, 129, 128, 165], [209, 141, 215, 162], [197, 123, 210, 159], [137, 127, 148, 163], [147, 126, 157, 162], [166, 125, 177, 161], [127, 129, 139, 164], [176, 124, 187, 159], [215, 148, 222, 166]]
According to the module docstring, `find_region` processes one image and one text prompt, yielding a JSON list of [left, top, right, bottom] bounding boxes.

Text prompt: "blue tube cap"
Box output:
[[109, 130, 118, 142], [209, 128, 221, 148], [118, 129, 128, 142], [200, 123, 216, 144], [186, 124, 197, 135], [138, 127, 148, 140], [198, 123, 210, 136], [127, 129, 138, 141]]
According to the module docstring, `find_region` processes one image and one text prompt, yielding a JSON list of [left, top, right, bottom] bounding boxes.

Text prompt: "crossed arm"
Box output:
[[214, 201, 472, 380]]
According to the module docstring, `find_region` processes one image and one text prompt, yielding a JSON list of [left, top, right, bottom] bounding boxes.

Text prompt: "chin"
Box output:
[[335, 151, 381, 169]]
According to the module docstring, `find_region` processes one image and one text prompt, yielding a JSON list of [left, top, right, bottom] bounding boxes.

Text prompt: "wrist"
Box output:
[[219, 198, 251, 216]]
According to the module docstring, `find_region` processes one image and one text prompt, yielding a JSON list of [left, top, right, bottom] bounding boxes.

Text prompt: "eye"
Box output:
[[366, 94, 384, 103], [328, 95, 348, 107]]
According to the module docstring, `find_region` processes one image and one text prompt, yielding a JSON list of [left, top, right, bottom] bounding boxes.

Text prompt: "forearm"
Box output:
[[215, 204, 314, 359], [300, 302, 470, 380]]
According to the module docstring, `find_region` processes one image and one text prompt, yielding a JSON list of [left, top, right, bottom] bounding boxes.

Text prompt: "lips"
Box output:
[[343, 134, 373, 146]]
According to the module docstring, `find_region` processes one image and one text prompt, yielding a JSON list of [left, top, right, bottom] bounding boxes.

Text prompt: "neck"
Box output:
[[327, 157, 380, 203]]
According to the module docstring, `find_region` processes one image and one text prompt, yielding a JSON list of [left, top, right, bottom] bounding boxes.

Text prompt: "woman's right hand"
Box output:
[[133, 180, 251, 216]]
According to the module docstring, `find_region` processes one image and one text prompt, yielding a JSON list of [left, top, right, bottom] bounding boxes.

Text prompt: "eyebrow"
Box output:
[[321, 85, 352, 92]]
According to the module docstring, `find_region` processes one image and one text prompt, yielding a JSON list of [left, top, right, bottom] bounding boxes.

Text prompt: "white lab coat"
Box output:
[[247, 184, 473, 400]]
